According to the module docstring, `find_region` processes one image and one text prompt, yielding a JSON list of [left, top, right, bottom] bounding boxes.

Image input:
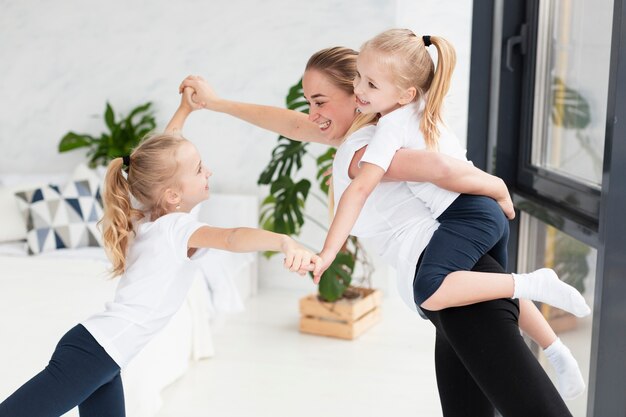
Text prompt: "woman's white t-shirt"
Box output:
[[82, 212, 208, 367], [333, 125, 440, 312], [360, 102, 469, 218]]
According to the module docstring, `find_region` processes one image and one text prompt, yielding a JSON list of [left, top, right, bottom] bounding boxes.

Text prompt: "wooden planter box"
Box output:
[[299, 287, 382, 340]]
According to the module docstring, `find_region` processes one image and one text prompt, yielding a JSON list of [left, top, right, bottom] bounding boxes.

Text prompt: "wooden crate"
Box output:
[[299, 287, 382, 340]]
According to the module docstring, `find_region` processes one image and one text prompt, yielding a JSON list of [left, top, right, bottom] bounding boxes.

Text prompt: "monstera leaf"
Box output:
[[259, 175, 311, 236], [316, 147, 336, 196], [257, 78, 372, 302], [317, 251, 355, 302]]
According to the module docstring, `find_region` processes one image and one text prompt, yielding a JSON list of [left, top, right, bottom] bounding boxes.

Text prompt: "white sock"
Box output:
[[544, 338, 586, 400], [512, 268, 591, 317]]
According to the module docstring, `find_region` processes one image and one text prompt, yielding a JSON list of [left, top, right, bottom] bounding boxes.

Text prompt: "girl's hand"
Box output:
[[179, 75, 222, 110], [312, 249, 337, 284], [496, 187, 515, 220]]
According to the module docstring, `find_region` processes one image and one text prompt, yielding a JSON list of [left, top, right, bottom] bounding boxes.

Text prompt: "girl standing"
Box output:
[[0, 91, 318, 417]]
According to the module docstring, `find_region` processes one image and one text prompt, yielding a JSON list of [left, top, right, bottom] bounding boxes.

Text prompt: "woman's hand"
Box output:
[[281, 237, 322, 276], [179, 75, 222, 111]]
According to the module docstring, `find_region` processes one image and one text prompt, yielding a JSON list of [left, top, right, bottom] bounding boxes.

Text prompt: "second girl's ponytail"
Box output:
[[420, 36, 456, 150]]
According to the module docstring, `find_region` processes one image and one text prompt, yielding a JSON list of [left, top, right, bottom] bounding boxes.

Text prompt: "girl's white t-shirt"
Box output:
[[360, 102, 469, 218], [333, 125, 440, 312], [82, 212, 208, 368]]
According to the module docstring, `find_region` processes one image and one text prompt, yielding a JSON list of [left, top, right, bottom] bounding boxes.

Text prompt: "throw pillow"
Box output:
[[14, 179, 103, 255]]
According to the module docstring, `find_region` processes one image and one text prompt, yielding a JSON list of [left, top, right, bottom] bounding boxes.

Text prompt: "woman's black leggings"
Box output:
[[422, 254, 572, 417]]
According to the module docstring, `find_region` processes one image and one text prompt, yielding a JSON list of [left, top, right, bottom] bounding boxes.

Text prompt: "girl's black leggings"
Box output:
[[422, 254, 572, 417]]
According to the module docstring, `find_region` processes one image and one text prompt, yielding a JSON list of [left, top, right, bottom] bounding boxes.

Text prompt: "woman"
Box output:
[[180, 46, 573, 416]]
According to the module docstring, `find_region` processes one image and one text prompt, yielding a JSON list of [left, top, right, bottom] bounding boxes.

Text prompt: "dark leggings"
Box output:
[[423, 254, 572, 417], [0, 324, 125, 417]]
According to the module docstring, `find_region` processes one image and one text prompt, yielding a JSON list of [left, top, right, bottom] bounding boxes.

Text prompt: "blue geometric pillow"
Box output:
[[14, 180, 103, 255]]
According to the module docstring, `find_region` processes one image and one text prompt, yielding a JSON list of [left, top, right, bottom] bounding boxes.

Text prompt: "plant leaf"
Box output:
[[104, 102, 116, 132], [316, 147, 336, 196], [257, 137, 309, 185], [317, 251, 355, 301], [58, 132, 95, 152]]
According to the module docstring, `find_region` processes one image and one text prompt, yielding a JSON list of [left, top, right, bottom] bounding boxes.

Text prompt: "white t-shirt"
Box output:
[[360, 102, 469, 218], [82, 212, 209, 367], [333, 125, 440, 312]]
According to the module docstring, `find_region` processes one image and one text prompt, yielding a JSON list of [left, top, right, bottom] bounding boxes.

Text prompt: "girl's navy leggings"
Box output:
[[0, 324, 125, 417], [414, 194, 509, 305]]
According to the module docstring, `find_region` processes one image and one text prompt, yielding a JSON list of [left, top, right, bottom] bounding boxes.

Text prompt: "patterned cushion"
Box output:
[[14, 179, 103, 255]]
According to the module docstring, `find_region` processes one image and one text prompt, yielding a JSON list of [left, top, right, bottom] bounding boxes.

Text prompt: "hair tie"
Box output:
[[122, 155, 131, 172], [423, 35, 432, 47]]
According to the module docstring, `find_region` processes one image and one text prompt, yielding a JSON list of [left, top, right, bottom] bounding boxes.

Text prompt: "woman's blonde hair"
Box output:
[[361, 28, 456, 150], [305, 46, 359, 97], [100, 133, 186, 276]]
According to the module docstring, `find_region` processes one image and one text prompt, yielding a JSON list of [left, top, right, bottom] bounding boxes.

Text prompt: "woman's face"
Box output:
[[302, 69, 358, 141]]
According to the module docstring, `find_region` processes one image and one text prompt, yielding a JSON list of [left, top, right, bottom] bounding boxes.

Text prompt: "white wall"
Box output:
[[0, 0, 474, 293]]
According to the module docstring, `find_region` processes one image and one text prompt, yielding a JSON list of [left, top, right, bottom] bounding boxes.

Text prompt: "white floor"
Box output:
[[155, 288, 591, 417], [155, 288, 444, 417]]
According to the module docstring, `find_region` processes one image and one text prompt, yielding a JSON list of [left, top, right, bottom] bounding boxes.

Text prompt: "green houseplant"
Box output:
[[57, 102, 156, 167], [258, 79, 372, 302]]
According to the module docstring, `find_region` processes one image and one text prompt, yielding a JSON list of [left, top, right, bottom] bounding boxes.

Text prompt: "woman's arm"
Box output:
[[188, 226, 319, 273], [314, 163, 385, 282], [349, 147, 515, 220], [179, 76, 336, 146]]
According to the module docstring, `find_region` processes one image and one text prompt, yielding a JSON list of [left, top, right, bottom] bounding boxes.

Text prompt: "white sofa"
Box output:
[[0, 185, 258, 417]]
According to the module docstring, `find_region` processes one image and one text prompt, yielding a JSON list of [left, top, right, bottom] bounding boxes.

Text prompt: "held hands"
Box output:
[[311, 249, 337, 284], [178, 75, 221, 110], [179, 86, 200, 112], [280, 237, 323, 277]]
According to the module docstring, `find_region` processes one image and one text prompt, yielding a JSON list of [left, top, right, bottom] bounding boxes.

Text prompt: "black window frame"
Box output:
[[468, 1, 626, 416]]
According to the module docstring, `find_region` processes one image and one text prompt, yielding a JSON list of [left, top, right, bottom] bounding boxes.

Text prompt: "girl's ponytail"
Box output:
[[421, 36, 456, 150], [100, 157, 142, 276]]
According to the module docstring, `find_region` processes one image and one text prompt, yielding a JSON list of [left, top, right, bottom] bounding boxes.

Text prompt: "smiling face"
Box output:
[[302, 69, 358, 141], [170, 140, 212, 212], [353, 49, 415, 116]]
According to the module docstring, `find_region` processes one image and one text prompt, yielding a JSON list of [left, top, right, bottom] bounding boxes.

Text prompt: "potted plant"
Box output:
[[57, 102, 156, 167], [258, 80, 380, 339]]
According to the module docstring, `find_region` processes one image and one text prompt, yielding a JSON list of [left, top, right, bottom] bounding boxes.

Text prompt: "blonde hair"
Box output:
[[361, 28, 456, 150], [100, 133, 186, 276], [306, 46, 359, 96]]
